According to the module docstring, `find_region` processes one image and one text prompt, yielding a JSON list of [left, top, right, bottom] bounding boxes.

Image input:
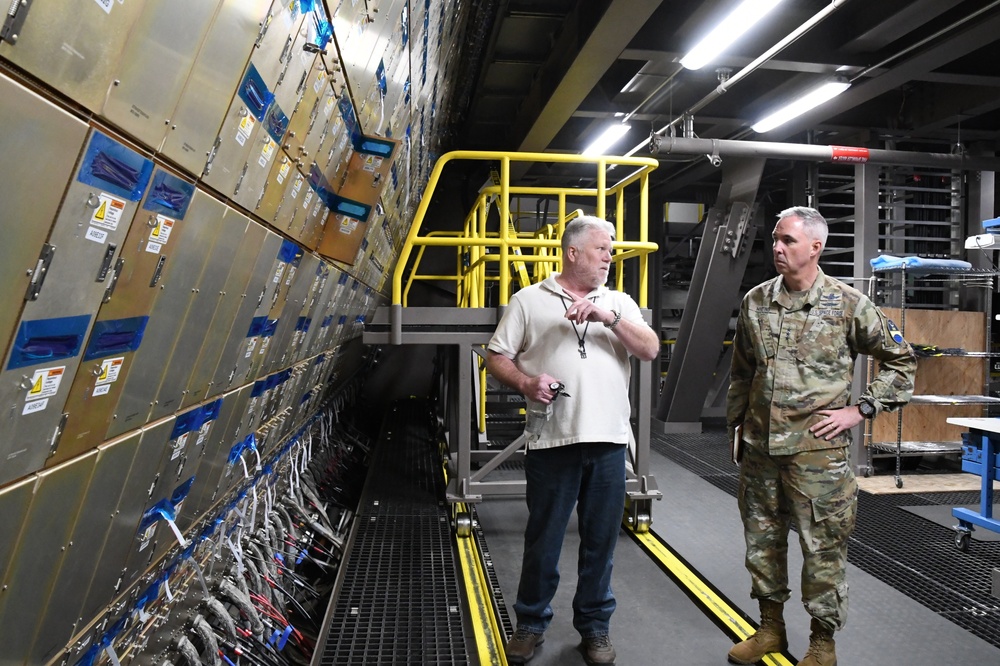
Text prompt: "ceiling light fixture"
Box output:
[[582, 123, 631, 156], [680, 0, 785, 71], [751, 78, 851, 133]]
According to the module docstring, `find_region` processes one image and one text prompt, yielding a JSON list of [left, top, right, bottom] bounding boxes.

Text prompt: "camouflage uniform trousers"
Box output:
[[737, 444, 858, 631]]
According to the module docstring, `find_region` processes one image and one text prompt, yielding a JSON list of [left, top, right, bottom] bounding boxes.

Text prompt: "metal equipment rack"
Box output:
[[865, 265, 1000, 487]]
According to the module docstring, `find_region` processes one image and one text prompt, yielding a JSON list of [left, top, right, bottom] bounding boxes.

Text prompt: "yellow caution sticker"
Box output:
[[236, 113, 256, 147], [146, 215, 176, 254], [23, 366, 65, 414]]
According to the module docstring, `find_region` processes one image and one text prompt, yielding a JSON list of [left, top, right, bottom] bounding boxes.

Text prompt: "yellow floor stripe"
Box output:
[[455, 514, 507, 666], [626, 524, 796, 666]]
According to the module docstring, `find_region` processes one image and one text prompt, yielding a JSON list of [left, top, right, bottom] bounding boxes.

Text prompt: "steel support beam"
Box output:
[[655, 157, 764, 430]]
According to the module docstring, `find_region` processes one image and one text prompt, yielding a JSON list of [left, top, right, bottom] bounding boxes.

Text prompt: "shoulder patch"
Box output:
[[886, 318, 905, 344]]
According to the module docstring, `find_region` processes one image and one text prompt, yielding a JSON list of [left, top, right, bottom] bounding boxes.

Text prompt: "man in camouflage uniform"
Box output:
[[726, 206, 916, 666]]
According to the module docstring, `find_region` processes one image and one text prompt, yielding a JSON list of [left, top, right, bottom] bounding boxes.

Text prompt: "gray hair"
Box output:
[[562, 215, 616, 253], [777, 206, 828, 249]]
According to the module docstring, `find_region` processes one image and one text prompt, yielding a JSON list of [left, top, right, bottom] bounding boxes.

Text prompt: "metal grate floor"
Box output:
[[317, 400, 469, 665], [652, 429, 1000, 649]]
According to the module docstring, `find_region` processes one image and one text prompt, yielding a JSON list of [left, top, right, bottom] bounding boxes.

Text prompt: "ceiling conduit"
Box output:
[[652, 135, 1000, 171]]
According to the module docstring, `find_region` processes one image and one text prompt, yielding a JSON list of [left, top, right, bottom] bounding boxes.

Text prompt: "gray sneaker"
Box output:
[[582, 634, 616, 665], [506, 628, 544, 663]]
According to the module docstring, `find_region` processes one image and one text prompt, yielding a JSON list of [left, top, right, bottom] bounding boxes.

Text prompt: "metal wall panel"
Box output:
[[229, 240, 301, 386], [29, 437, 137, 664], [0, 130, 153, 486], [199, 0, 304, 197], [74, 430, 148, 624], [200, 62, 276, 198], [0, 475, 36, 602], [160, 0, 272, 174], [254, 0, 307, 90], [117, 418, 179, 592], [183, 217, 264, 408], [102, 0, 222, 148], [265, 253, 322, 372], [0, 0, 147, 112], [230, 98, 290, 211], [0, 451, 96, 664], [0, 73, 89, 366], [210, 230, 284, 393], [256, 150, 299, 226], [283, 62, 326, 167], [108, 190, 226, 438], [152, 208, 249, 418], [54, 168, 197, 465]]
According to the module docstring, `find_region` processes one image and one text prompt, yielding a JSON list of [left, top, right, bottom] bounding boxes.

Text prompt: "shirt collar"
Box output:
[[542, 273, 608, 299], [770, 268, 827, 311]]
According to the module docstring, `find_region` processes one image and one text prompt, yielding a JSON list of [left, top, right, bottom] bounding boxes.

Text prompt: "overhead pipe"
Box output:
[[652, 135, 1000, 172]]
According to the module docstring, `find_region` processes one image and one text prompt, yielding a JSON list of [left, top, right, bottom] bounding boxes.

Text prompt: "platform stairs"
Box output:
[[364, 150, 663, 532]]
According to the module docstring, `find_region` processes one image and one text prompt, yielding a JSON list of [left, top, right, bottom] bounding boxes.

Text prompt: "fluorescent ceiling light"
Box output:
[[751, 79, 851, 133], [582, 123, 631, 156], [680, 0, 784, 71]]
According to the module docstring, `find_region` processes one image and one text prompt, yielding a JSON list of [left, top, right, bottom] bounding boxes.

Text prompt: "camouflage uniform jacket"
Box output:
[[727, 269, 916, 456]]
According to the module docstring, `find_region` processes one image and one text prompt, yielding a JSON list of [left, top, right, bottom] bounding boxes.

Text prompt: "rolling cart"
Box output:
[[947, 417, 1000, 551]]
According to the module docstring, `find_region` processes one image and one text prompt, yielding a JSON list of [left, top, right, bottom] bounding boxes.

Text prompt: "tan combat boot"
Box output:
[[797, 618, 837, 666], [728, 600, 788, 664]]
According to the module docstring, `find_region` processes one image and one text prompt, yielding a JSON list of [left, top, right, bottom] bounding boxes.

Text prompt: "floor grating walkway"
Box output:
[[317, 400, 469, 665], [654, 429, 1000, 649]]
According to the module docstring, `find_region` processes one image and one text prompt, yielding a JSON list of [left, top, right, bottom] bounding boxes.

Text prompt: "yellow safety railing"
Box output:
[[392, 152, 658, 435], [393, 151, 660, 309]]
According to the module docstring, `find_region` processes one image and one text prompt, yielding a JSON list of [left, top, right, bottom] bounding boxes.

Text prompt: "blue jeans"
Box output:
[[514, 442, 626, 638]]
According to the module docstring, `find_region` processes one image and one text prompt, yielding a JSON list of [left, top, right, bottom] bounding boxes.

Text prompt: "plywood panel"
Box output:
[[872, 308, 987, 445]]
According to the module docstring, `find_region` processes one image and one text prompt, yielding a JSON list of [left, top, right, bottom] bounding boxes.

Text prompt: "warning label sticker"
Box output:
[[258, 137, 276, 168], [236, 113, 256, 146], [277, 160, 291, 185], [93, 0, 113, 14], [23, 366, 65, 413], [146, 215, 176, 254], [91, 193, 127, 231], [95, 357, 125, 386], [339, 215, 359, 235], [27, 366, 65, 401], [362, 155, 383, 173]]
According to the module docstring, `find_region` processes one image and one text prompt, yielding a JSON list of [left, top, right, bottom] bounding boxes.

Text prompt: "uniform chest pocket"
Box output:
[[796, 318, 850, 371]]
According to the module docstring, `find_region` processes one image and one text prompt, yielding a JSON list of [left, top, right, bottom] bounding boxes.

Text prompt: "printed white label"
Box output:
[[146, 216, 175, 254], [90, 193, 126, 231], [86, 227, 109, 244], [22, 398, 48, 415], [94, 0, 113, 13], [291, 175, 304, 199], [93, 384, 111, 396]]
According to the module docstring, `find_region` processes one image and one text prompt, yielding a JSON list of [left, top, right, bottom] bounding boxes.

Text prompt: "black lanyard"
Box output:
[[559, 294, 597, 359]]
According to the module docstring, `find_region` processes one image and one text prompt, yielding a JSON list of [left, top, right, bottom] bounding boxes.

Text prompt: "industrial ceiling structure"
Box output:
[[449, 0, 1000, 203]]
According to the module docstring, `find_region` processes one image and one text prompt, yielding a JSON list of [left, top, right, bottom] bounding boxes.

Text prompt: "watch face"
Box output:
[[860, 401, 875, 417]]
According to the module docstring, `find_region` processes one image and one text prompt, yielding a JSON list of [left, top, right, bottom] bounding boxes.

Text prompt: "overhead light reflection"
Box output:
[[582, 123, 631, 156], [680, 0, 785, 71], [751, 79, 851, 133]]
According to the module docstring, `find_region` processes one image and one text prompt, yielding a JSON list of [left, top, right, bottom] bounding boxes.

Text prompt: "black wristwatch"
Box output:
[[857, 399, 876, 419]]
